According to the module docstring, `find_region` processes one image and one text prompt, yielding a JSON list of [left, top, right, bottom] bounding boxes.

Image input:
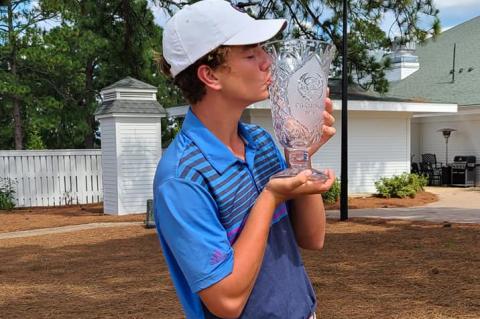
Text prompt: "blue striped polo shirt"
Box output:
[[153, 109, 316, 319]]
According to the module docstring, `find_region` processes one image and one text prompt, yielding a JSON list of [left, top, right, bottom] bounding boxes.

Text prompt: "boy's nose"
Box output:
[[259, 49, 272, 72]]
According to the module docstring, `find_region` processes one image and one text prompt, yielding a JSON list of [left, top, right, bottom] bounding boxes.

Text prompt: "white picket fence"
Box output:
[[0, 149, 103, 207]]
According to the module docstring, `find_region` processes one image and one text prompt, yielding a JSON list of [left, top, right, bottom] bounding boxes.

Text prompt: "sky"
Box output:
[[31, 1, 480, 36], [150, 0, 480, 33], [435, 0, 480, 30]]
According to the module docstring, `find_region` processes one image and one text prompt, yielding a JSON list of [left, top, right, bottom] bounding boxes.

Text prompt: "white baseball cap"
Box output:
[[162, 0, 286, 77]]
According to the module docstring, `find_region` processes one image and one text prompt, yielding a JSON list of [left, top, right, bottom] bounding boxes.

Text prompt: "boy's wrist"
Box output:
[[262, 186, 284, 208]]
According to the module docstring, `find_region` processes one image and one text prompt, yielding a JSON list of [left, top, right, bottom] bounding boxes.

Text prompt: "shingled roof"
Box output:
[[102, 76, 157, 91], [388, 16, 480, 106], [328, 79, 415, 102], [95, 100, 166, 116], [95, 77, 166, 116]]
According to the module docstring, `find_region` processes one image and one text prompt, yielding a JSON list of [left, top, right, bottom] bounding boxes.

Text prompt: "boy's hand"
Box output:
[[308, 90, 336, 156], [264, 169, 335, 206]]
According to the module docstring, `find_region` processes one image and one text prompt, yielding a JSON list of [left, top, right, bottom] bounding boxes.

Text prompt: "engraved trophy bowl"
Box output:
[[265, 39, 336, 181]]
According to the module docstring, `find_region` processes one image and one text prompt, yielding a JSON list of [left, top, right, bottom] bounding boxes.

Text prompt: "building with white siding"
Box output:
[[95, 77, 166, 215], [389, 16, 480, 185], [167, 80, 456, 194]]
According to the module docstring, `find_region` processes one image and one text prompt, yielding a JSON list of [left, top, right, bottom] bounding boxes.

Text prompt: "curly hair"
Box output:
[[157, 46, 231, 105]]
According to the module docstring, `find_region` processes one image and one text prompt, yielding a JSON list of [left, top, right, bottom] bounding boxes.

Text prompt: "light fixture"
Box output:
[[437, 128, 456, 165]]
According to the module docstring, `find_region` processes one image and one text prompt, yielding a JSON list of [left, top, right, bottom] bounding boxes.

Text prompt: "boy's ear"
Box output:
[[197, 65, 222, 91]]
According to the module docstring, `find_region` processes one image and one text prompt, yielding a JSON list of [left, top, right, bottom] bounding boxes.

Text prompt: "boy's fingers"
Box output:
[[325, 96, 333, 114], [284, 170, 310, 189], [321, 170, 336, 189], [323, 169, 335, 181], [307, 169, 334, 191], [323, 110, 335, 126], [321, 177, 335, 190], [292, 170, 311, 187], [325, 168, 335, 179], [322, 125, 336, 137]]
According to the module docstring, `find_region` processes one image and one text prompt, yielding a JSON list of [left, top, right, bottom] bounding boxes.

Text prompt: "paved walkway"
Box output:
[[327, 186, 480, 223], [0, 222, 143, 240], [2, 187, 479, 240]]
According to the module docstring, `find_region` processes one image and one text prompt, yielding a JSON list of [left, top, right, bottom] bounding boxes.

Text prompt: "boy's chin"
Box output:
[[257, 92, 270, 102], [250, 96, 269, 104], [241, 92, 270, 106]]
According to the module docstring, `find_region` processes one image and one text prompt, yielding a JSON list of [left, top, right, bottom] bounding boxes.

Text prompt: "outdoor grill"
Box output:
[[451, 155, 476, 187]]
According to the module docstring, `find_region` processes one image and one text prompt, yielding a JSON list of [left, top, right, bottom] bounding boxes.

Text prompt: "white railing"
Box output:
[[0, 149, 103, 207]]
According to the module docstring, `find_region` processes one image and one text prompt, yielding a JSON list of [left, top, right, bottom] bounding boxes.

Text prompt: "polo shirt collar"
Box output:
[[238, 122, 259, 150], [181, 108, 258, 174]]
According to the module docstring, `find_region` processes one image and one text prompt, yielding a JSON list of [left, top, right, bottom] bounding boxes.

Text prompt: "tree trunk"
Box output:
[[83, 61, 95, 148], [8, 2, 23, 150], [84, 117, 95, 149], [12, 98, 23, 150], [122, 0, 137, 77]]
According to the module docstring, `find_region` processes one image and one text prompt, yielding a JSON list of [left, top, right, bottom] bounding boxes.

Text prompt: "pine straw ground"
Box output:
[[1, 192, 479, 318]]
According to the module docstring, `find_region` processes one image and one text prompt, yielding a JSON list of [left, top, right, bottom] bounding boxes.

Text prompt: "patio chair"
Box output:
[[421, 153, 442, 185], [411, 162, 420, 174]]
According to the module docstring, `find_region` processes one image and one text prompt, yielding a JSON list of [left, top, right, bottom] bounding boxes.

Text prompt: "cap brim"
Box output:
[[224, 19, 287, 46]]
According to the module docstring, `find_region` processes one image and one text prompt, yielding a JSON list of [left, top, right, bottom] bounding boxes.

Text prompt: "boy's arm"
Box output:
[[289, 184, 329, 250], [198, 171, 334, 318], [198, 187, 279, 318]]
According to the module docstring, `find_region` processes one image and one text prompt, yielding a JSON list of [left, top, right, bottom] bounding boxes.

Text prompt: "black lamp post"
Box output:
[[145, 199, 155, 228], [340, 0, 349, 221], [437, 128, 456, 165]]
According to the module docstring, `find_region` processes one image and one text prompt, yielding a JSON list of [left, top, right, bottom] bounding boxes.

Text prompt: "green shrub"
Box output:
[[374, 173, 428, 199], [322, 178, 340, 204], [0, 178, 16, 210]]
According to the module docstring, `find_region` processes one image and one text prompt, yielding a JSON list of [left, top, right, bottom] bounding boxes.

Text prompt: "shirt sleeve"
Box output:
[[154, 178, 234, 293]]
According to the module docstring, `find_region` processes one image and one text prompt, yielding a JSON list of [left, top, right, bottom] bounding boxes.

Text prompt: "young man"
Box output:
[[154, 1, 336, 318]]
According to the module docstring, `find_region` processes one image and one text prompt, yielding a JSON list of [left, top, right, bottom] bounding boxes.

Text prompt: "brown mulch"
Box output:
[[0, 204, 144, 233], [324, 191, 438, 210], [1, 191, 466, 318], [0, 192, 438, 234], [1, 219, 479, 318]]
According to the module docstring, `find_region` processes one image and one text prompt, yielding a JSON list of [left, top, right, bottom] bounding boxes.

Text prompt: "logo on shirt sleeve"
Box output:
[[210, 249, 228, 265]]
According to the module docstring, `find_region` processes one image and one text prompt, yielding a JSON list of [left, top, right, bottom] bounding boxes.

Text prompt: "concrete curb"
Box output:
[[326, 187, 480, 224], [0, 222, 144, 240], [327, 207, 480, 224]]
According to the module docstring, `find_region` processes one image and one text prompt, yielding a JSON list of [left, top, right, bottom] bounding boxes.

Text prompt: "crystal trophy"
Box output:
[[265, 39, 336, 181]]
